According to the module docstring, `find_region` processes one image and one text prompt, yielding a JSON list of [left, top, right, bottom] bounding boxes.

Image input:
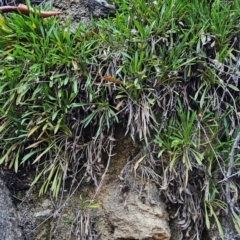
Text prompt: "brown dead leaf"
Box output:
[[72, 60, 78, 70], [134, 155, 146, 175]]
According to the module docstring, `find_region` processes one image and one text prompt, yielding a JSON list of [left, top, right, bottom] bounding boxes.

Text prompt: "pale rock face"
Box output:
[[96, 179, 171, 240], [87, 0, 116, 13], [94, 0, 116, 10], [109, 192, 170, 240]]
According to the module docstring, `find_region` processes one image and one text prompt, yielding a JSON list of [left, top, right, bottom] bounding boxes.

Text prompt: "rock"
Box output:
[[110, 192, 170, 240], [96, 179, 171, 240], [34, 209, 52, 219], [41, 199, 52, 209], [88, 0, 116, 12], [0, 172, 25, 240]]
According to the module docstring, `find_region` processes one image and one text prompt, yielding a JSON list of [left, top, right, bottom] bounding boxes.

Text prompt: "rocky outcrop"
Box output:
[[0, 172, 24, 240], [109, 191, 170, 240], [96, 179, 171, 240]]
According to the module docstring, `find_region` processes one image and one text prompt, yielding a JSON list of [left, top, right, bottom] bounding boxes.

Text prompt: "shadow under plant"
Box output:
[[0, 0, 240, 239]]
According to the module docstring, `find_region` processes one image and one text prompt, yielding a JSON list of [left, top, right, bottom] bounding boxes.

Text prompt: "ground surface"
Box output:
[[1, 128, 171, 240]]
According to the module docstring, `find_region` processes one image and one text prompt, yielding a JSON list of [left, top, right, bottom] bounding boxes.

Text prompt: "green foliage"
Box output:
[[78, 195, 99, 210], [0, 9, 99, 197], [204, 196, 225, 240], [156, 101, 204, 171]]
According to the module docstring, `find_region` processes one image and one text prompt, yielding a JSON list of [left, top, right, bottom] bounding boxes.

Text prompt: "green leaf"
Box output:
[[0, 145, 14, 164], [232, 213, 240, 234], [73, 79, 78, 94], [21, 149, 41, 164], [88, 203, 99, 209], [14, 148, 20, 172], [0, 119, 11, 132], [81, 110, 98, 128], [52, 111, 59, 121], [212, 209, 224, 239], [228, 84, 239, 92], [31, 168, 45, 186], [204, 202, 210, 229], [190, 149, 204, 165], [70, 103, 90, 107]]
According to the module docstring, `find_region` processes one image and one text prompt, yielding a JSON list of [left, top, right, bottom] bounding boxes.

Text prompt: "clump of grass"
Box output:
[[0, 0, 240, 239]]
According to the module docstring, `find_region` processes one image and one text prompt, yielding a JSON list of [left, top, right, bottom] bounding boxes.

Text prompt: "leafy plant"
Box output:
[[78, 195, 99, 210], [1, 0, 240, 238], [156, 100, 204, 171]]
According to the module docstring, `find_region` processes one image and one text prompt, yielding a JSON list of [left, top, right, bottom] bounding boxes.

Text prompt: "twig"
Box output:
[[93, 130, 114, 200], [0, 4, 61, 18]]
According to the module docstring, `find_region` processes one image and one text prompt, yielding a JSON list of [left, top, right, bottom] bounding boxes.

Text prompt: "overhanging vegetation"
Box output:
[[0, 0, 240, 239]]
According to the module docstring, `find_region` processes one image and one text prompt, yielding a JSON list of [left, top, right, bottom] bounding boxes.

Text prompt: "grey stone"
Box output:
[[0, 173, 24, 240], [34, 209, 52, 219]]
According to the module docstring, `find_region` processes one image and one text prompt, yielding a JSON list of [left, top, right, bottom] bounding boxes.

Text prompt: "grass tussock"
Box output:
[[0, 0, 240, 239]]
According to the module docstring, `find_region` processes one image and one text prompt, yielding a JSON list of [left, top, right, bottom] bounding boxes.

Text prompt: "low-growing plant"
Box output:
[[156, 100, 204, 171], [1, 0, 240, 239]]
